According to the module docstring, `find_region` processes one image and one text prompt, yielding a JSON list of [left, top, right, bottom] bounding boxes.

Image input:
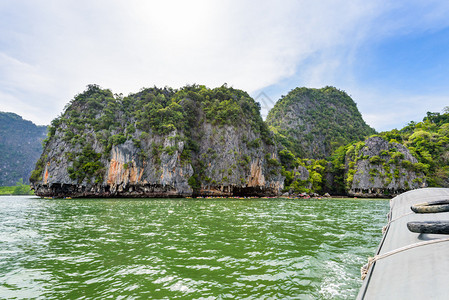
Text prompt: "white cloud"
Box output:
[[354, 90, 449, 131], [0, 53, 54, 93]]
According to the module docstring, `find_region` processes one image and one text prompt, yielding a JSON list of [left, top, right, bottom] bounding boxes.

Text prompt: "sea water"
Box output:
[[0, 196, 389, 299]]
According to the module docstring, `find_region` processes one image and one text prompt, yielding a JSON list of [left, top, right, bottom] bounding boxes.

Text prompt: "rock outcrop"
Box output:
[[345, 136, 426, 197], [266, 86, 375, 159], [31, 84, 283, 198]]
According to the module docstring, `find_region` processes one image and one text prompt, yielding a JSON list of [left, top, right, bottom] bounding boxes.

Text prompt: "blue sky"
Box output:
[[1, 1, 448, 131]]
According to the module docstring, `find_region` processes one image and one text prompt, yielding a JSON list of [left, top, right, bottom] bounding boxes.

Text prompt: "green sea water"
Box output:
[[0, 196, 389, 299]]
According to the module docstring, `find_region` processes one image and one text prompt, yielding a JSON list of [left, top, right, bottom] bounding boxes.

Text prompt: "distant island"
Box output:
[[0, 112, 47, 186], [2, 84, 446, 198]]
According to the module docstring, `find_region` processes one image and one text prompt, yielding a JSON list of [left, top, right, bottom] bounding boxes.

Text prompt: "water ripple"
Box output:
[[0, 196, 388, 299]]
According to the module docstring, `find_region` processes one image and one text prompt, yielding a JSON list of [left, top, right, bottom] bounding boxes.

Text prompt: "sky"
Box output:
[[1, 1, 449, 132]]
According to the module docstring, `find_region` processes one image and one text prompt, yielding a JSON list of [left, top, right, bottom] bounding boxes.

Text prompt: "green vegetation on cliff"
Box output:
[[375, 109, 449, 187], [280, 148, 328, 194], [267, 86, 375, 159], [310, 109, 449, 196], [0, 112, 47, 186]]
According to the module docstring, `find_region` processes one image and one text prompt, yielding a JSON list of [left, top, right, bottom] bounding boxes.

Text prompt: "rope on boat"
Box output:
[[361, 237, 449, 280], [382, 211, 414, 234]]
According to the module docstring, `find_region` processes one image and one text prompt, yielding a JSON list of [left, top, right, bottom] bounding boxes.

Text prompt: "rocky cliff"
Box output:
[[0, 112, 47, 185], [277, 135, 427, 197], [345, 136, 426, 197], [375, 111, 449, 188], [266, 86, 375, 159], [31, 84, 283, 198]]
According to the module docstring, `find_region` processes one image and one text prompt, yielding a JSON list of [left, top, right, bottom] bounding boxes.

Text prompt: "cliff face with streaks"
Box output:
[[345, 136, 426, 197], [31, 84, 283, 198]]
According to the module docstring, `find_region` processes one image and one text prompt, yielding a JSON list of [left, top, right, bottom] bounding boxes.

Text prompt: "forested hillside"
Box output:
[[267, 86, 376, 159], [0, 112, 47, 185]]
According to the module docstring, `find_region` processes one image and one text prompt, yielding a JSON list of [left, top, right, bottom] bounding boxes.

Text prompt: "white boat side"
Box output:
[[357, 187, 449, 300]]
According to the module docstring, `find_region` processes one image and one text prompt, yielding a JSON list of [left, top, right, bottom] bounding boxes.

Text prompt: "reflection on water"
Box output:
[[0, 196, 388, 299]]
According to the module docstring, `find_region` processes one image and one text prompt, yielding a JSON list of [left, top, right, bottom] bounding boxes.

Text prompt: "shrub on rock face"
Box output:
[[369, 155, 382, 164]]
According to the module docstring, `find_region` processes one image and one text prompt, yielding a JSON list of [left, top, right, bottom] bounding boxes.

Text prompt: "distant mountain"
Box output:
[[0, 112, 47, 185], [266, 86, 376, 159]]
